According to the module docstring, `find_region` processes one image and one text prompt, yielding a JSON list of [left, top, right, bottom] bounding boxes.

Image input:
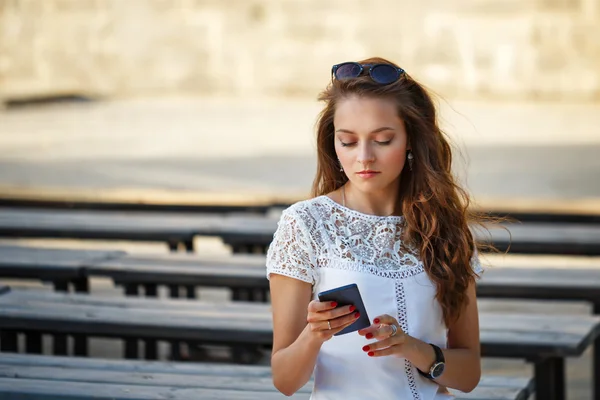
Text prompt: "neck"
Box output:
[[342, 182, 399, 217]]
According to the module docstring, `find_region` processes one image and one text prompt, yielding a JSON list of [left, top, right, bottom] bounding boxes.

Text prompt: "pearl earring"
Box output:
[[407, 151, 414, 171]]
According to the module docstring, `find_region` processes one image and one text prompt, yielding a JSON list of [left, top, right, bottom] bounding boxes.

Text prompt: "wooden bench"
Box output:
[[0, 245, 126, 358], [2, 195, 599, 224], [85, 251, 600, 400], [87, 252, 268, 301], [0, 196, 274, 214], [0, 377, 300, 399], [0, 287, 597, 400], [0, 244, 124, 293], [2, 207, 600, 255], [216, 220, 600, 255], [3, 245, 600, 398], [4, 246, 600, 398], [0, 207, 211, 252], [0, 353, 534, 400], [85, 252, 600, 309]]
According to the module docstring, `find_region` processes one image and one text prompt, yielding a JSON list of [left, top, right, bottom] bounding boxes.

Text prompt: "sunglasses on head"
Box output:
[[332, 62, 406, 85]]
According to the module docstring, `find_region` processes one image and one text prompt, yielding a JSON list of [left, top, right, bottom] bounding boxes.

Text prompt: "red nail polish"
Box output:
[[366, 333, 373, 339], [349, 305, 356, 312], [354, 312, 360, 319], [330, 302, 337, 307], [362, 345, 370, 351], [373, 318, 380, 324], [368, 351, 374, 357]]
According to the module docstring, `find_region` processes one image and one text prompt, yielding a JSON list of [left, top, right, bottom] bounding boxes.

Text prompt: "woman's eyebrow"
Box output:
[[335, 127, 395, 134]]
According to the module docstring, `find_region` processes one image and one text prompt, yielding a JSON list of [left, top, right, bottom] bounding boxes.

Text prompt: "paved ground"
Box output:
[[0, 98, 599, 205]]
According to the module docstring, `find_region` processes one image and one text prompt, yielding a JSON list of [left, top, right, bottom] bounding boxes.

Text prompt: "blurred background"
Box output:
[[1, 1, 600, 398], [0, 0, 599, 207]]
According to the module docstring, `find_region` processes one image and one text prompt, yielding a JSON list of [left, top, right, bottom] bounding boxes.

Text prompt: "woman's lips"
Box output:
[[356, 171, 381, 179]]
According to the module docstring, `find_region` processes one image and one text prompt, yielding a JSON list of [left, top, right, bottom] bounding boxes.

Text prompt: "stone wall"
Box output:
[[0, 0, 599, 101]]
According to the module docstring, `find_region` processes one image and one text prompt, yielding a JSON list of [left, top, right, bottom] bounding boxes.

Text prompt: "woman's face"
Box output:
[[334, 95, 409, 193]]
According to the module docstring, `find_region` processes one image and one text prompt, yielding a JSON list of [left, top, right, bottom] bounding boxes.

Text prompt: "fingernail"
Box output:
[[368, 352, 374, 357], [362, 345, 370, 351], [349, 305, 356, 312], [373, 318, 380, 324], [330, 302, 337, 307], [366, 333, 373, 339], [354, 312, 360, 319]]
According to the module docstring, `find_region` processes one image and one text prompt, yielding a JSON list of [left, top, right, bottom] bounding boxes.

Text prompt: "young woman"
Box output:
[[266, 57, 483, 399]]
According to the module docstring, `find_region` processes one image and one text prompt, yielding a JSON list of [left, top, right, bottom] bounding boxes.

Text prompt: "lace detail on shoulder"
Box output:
[[310, 196, 422, 275], [266, 205, 317, 284]]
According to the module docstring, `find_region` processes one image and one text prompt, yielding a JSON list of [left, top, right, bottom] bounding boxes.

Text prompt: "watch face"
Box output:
[[431, 362, 445, 378]]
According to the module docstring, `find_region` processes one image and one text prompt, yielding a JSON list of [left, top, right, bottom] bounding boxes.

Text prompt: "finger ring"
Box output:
[[389, 324, 398, 337], [327, 321, 332, 330]]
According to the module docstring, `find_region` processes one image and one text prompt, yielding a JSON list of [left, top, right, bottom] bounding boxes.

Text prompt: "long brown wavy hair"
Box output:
[[311, 57, 485, 326]]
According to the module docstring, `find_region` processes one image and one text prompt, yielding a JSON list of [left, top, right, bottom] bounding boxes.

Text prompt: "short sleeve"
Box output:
[[471, 248, 484, 277], [266, 207, 317, 285]]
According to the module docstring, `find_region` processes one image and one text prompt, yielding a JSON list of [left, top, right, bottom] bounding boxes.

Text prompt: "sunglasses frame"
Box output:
[[331, 62, 406, 84]]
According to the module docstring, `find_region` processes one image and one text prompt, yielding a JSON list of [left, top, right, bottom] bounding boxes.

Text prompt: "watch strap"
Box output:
[[417, 343, 445, 379]]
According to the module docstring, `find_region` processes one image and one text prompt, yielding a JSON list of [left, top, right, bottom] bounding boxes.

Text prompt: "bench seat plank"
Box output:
[[0, 354, 533, 400], [0, 365, 312, 393], [0, 377, 300, 400], [217, 221, 600, 256], [1, 207, 600, 255], [0, 208, 205, 245], [87, 253, 267, 288], [0, 245, 124, 281], [0, 288, 598, 359], [86, 252, 600, 305], [478, 266, 600, 302]]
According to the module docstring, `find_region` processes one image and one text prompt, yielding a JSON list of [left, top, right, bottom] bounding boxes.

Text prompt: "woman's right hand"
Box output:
[[306, 300, 361, 342]]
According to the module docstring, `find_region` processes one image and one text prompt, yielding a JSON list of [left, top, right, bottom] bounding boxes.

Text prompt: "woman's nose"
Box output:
[[357, 144, 375, 166]]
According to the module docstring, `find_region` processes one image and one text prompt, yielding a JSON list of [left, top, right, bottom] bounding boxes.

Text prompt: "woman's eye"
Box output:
[[340, 142, 357, 147], [376, 140, 392, 145]]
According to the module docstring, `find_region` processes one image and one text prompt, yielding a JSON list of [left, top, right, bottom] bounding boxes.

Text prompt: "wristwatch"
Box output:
[[417, 343, 445, 380]]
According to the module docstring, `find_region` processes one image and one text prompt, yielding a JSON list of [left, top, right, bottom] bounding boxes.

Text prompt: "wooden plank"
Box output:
[[478, 267, 600, 302], [0, 365, 312, 393], [87, 253, 267, 288], [3, 185, 600, 221], [2, 207, 600, 255], [0, 197, 272, 214], [0, 245, 124, 281], [87, 253, 600, 304], [0, 288, 598, 360], [4, 242, 600, 305], [0, 377, 302, 400], [0, 188, 284, 210], [0, 354, 533, 400], [218, 221, 600, 256], [479, 312, 600, 358], [3, 192, 599, 224], [0, 207, 204, 244], [0, 376, 531, 400], [0, 353, 274, 377], [482, 223, 600, 255], [0, 289, 273, 345]]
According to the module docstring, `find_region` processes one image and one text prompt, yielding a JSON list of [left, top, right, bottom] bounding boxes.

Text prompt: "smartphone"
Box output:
[[317, 283, 371, 336]]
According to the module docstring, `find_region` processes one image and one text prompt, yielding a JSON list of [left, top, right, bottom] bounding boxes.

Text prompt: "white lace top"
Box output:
[[266, 195, 482, 400]]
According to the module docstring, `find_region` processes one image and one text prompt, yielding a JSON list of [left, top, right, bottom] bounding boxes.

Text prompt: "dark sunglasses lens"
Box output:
[[370, 65, 400, 84], [335, 63, 362, 80]]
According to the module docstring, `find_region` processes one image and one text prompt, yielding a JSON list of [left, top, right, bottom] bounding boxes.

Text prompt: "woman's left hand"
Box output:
[[357, 314, 414, 358]]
